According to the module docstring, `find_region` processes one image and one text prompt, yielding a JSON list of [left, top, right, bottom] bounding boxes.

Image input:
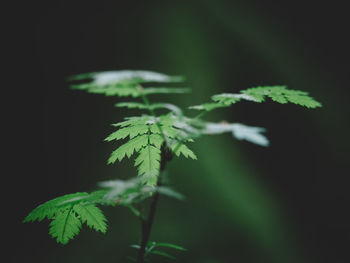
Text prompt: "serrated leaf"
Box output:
[[24, 191, 110, 245], [73, 204, 107, 233], [108, 135, 149, 163], [211, 93, 258, 105], [135, 145, 161, 186], [112, 115, 153, 127], [241, 86, 322, 108], [49, 207, 82, 245], [23, 192, 89, 222], [149, 134, 165, 148], [207, 86, 322, 109], [171, 143, 197, 159], [105, 125, 149, 141]]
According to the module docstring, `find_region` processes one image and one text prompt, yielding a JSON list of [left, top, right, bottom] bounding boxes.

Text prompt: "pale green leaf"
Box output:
[[68, 70, 186, 97]]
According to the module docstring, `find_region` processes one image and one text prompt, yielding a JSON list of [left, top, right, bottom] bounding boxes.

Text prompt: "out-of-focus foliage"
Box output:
[[190, 86, 322, 112]]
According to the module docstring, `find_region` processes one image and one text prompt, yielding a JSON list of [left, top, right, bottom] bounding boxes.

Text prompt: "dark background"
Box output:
[[6, 1, 349, 262]]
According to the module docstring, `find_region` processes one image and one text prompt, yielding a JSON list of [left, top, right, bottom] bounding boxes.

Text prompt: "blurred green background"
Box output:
[[8, 0, 349, 262]]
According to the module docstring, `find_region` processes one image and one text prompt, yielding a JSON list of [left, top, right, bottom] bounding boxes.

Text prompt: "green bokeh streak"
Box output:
[[147, 4, 303, 263]]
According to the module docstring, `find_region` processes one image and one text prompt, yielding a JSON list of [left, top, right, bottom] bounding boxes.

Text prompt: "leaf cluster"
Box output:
[[190, 85, 322, 112], [106, 113, 197, 185], [24, 70, 322, 249], [23, 191, 109, 244]]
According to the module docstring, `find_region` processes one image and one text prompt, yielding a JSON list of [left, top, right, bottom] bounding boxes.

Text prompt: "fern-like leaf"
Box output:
[[73, 204, 107, 233], [211, 93, 258, 105], [191, 86, 321, 112], [171, 143, 197, 159], [107, 113, 193, 185], [213, 86, 322, 108], [108, 134, 149, 163], [49, 206, 82, 245], [24, 192, 109, 244], [135, 144, 161, 186], [23, 192, 90, 222]]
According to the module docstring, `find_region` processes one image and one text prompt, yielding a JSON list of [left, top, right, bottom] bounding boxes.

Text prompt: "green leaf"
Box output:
[[23, 192, 89, 222], [73, 204, 107, 233], [105, 125, 150, 141], [24, 192, 110, 245], [194, 86, 321, 112], [211, 93, 258, 105], [49, 207, 82, 245], [135, 144, 161, 186], [171, 143, 197, 159], [241, 86, 322, 108], [112, 115, 154, 128], [149, 134, 165, 148], [108, 135, 149, 163]]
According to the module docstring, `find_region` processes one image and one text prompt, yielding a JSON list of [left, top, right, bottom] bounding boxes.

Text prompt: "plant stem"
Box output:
[[136, 168, 164, 263], [136, 145, 172, 263], [136, 86, 173, 262]]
